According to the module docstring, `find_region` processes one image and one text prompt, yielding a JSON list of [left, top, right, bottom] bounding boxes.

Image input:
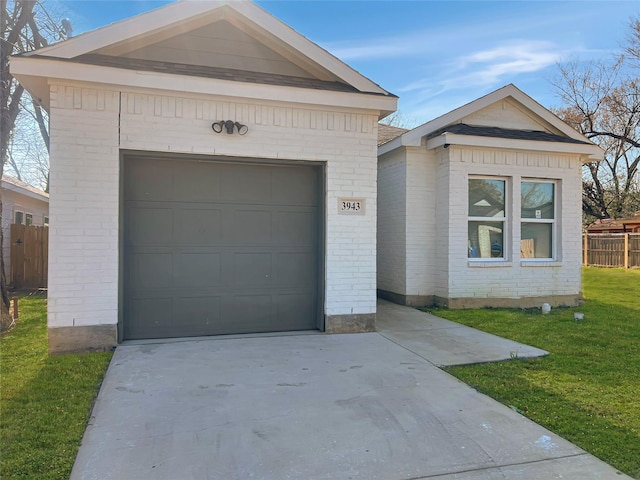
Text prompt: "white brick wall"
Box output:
[[433, 146, 583, 301], [379, 142, 584, 304], [48, 85, 120, 328], [377, 149, 406, 294], [405, 147, 436, 296], [48, 84, 380, 330]]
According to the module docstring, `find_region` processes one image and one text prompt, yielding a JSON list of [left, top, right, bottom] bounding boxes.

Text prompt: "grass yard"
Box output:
[[426, 267, 640, 479], [0, 296, 113, 479]]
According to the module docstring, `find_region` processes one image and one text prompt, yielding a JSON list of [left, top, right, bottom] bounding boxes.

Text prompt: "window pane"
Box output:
[[14, 212, 23, 224], [522, 182, 554, 219], [521, 223, 552, 258], [468, 221, 504, 258], [25, 214, 33, 226], [469, 179, 505, 218]]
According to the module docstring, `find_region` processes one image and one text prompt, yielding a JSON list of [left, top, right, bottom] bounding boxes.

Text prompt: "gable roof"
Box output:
[[11, 0, 396, 116], [1, 175, 49, 202], [379, 84, 604, 161]]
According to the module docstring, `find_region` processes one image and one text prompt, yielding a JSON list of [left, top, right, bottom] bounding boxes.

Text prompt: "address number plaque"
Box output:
[[338, 197, 366, 215]]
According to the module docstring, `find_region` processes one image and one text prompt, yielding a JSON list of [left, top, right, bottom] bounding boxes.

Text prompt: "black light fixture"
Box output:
[[212, 120, 248, 135]]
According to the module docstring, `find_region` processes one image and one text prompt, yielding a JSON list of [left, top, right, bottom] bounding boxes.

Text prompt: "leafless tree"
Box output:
[[1, 0, 66, 331], [552, 17, 640, 224], [380, 111, 421, 129]]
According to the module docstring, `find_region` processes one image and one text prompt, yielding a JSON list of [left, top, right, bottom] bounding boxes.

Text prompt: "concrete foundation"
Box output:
[[49, 325, 117, 354], [325, 313, 376, 333]]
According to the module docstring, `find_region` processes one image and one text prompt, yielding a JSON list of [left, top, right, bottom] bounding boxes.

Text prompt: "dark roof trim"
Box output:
[[425, 123, 591, 145], [30, 53, 378, 94]]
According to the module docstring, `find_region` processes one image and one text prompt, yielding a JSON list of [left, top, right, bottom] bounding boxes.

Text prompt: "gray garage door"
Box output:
[[123, 156, 321, 340]]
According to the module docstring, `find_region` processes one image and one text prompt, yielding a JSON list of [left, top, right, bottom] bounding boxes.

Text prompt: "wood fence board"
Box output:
[[10, 224, 48, 289], [583, 233, 640, 268]]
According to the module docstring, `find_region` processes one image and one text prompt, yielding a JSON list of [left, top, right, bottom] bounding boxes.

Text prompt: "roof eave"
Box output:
[[11, 56, 397, 117], [425, 133, 605, 160], [1, 181, 49, 202]]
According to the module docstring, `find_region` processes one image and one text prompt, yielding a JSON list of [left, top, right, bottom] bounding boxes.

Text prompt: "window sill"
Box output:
[[468, 261, 513, 268], [520, 260, 562, 267]]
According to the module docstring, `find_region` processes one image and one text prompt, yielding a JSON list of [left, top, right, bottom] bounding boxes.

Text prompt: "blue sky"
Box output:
[[58, 0, 638, 125]]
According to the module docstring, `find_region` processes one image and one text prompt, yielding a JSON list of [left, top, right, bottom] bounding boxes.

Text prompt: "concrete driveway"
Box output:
[[71, 302, 629, 479]]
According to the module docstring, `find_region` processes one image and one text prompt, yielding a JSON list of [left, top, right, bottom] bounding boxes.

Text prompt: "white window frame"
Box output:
[[14, 210, 24, 225], [25, 213, 33, 226], [468, 176, 509, 262], [44, 216, 49, 227], [520, 179, 557, 262]]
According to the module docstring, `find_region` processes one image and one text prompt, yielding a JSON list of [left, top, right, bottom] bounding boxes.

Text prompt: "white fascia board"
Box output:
[[425, 133, 605, 161], [11, 57, 397, 115], [1, 182, 49, 202]]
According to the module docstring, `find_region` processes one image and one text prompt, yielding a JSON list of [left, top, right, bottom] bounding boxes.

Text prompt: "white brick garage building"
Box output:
[[11, 0, 396, 352], [377, 85, 603, 309]]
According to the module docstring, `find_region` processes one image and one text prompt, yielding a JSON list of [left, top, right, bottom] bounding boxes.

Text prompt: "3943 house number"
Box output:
[[338, 197, 365, 215]]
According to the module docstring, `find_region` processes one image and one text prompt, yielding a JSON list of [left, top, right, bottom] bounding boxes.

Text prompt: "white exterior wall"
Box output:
[[377, 149, 407, 294], [440, 146, 583, 301], [48, 85, 120, 328], [1, 190, 49, 278], [48, 83, 379, 330], [405, 147, 437, 297]]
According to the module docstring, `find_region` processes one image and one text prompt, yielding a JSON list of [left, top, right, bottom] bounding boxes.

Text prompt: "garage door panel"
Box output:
[[175, 296, 222, 332], [124, 157, 320, 340], [173, 163, 222, 202], [232, 253, 272, 287], [127, 207, 173, 245], [275, 252, 316, 287], [220, 165, 272, 203], [276, 294, 316, 330], [124, 158, 174, 202], [275, 210, 317, 245], [224, 209, 273, 244], [272, 167, 318, 205], [130, 253, 173, 289], [174, 208, 222, 245], [125, 297, 173, 339], [225, 294, 273, 330], [174, 253, 222, 288]]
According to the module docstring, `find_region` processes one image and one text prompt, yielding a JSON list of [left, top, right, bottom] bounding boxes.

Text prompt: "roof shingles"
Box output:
[[66, 54, 363, 93], [425, 123, 591, 145]]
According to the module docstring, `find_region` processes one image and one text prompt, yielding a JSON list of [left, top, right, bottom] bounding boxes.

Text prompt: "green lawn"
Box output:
[[426, 267, 640, 479], [0, 296, 113, 479]]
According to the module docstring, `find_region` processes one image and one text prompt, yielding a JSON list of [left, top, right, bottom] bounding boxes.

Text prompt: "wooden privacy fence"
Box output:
[[11, 224, 48, 289], [582, 233, 640, 268]]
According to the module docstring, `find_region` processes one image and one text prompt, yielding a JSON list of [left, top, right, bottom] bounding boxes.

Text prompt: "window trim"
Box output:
[[520, 179, 557, 262], [468, 176, 509, 262], [25, 213, 33, 226], [14, 210, 24, 225]]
